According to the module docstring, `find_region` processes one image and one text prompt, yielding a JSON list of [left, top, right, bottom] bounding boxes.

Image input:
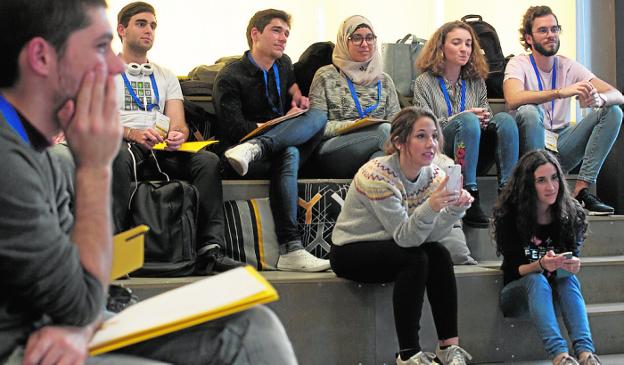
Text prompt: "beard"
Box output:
[[533, 39, 560, 57]]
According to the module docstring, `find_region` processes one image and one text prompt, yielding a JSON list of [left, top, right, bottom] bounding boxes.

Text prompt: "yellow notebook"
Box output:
[[336, 117, 388, 135], [110, 225, 148, 280], [89, 266, 278, 355], [240, 109, 307, 142], [152, 140, 218, 153]]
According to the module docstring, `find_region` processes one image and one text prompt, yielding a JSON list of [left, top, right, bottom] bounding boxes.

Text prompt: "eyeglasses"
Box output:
[[533, 25, 562, 36], [348, 34, 377, 46]]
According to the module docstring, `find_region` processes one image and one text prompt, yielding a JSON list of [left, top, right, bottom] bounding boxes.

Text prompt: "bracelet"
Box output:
[[538, 256, 546, 272]]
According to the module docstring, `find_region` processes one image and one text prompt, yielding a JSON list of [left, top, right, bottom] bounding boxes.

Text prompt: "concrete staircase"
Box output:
[[115, 177, 624, 364]]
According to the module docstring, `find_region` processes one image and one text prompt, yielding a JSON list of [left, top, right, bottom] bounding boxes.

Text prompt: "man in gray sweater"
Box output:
[[0, 1, 296, 364]]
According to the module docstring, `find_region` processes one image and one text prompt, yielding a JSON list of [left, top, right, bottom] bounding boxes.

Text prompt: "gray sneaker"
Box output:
[[396, 351, 436, 365], [435, 345, 472, 365], [224, 141, 262, 176], [556, 354, 580, 365], [579, 353, 601, 365]]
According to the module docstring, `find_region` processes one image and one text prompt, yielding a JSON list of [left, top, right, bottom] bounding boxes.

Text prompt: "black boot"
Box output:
[[463, 188, 489, 228]]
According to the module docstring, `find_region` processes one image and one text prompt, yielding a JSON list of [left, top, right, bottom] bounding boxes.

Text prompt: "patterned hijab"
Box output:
[[332, 15, 383, 86]]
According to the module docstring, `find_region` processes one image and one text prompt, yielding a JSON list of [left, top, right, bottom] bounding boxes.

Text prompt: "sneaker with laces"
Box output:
[[224, 141, 263, 176], [576, 188, 614, 216], [396, 351, 436, 365], [435, 344, 472, 365], [579, 353, 601, 365], [555, 354, 580, 365], [277, 249, 330, 272]]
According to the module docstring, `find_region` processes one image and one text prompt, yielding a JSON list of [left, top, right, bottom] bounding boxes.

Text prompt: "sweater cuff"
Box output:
[[417, 200, 439, 223], [444, 204, 468, 218]]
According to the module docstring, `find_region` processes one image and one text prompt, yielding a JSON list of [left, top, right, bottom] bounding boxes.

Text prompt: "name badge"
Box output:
[[545, 130, 559, 153], [154, 112, 170, 137]]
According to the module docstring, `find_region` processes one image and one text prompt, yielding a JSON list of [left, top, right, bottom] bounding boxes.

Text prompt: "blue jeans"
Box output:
[[443, 112, 518, 188], [500, 273, 595, 359], [246, 108, 327, 252], [313, 122, 390, 178], [515, 104, 623, 184], [5, 307, 297, 365]]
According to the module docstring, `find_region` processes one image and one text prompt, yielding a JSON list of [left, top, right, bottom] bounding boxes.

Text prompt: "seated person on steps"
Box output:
[[213, 8, 330, 272], [331, 107, 474, 365], [493, 150, 601, 365], [503, 5, 624, 216], [0, 0, 296, 363], [308, 15, 400, 178], [113, 2, 241, 271], [412, 20, 519, 228]]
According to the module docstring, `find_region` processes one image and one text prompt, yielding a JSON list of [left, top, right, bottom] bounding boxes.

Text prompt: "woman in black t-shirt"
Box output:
[[492, 150, 600, 365]]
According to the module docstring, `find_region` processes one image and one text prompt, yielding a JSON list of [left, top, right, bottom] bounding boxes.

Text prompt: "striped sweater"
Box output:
[[332, 153, 467, 246], [309, 64, 400, 138]]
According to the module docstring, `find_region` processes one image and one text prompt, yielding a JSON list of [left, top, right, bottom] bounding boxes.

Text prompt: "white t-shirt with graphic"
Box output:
[[116, 62, 183, 130]]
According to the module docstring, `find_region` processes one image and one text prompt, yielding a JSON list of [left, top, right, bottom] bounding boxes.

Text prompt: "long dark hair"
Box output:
[[492, 150, 587, 255]]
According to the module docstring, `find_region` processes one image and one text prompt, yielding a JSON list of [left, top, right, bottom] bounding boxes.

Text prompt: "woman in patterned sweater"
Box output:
[[309, 15, 400, 178], [412, 21, 519, 228], [331, 107, 473, 365]]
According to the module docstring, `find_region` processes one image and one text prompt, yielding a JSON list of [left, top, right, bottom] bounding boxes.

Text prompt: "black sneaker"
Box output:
[[463, 188, 489, 228], [576, 188, 614, 216]]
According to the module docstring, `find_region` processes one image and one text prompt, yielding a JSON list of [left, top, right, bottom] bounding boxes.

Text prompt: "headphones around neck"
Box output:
[[126, 63, 153, 76]]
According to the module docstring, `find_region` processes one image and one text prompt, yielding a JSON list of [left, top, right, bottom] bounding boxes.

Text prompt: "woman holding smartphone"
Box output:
[[493, 150, 601, 365], [412, 21, 519, 228], [331, 107, 473, 365]]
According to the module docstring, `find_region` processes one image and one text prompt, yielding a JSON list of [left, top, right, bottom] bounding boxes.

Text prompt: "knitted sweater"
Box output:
[[309, 64, 400, 138], [332, 153, 467, 246]]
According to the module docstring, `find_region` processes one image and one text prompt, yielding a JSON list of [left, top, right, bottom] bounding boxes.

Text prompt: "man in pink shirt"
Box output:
[[504, 5, 624, 215]]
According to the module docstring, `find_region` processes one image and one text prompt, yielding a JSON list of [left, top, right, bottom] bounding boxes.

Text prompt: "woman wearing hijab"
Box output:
[[412, 21, 519, 228], [309, 15, 400, 178]]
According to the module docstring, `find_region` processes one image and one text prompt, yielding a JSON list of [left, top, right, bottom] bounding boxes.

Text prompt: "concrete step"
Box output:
[[481, 352, 624, 364], [478, 256, 624, 304], [465, 216, 624, 262], [116, 267, 624, 364]]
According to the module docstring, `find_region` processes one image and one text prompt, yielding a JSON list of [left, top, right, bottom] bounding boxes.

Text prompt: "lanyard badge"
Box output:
[[530, 54, 558, 152], [437, 77, 466, 116], [247, 53, 283, 115], [0, 94, 30, 146], [346, 78, 381, 119]]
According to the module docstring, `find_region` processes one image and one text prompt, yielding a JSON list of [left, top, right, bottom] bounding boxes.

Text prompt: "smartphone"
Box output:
[[559, 251, 573, 259], [444, 165, 462, 193]]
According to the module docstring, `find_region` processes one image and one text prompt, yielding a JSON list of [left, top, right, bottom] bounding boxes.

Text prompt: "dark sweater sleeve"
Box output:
[[0, 146, 103, 326], [213, 67, 258, 143]]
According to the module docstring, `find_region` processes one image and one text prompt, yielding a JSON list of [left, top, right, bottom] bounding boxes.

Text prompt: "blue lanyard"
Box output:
[[247, 53, 283, 115], [529, 54, 557, 127], [437, 77, 466, 116], [0, 94, 30, 145], [346, 78, 381, 118], [121, 72, 160, 111]]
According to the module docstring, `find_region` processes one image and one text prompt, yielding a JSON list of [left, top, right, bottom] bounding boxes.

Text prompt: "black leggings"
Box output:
[[330, 240, 458, 352]]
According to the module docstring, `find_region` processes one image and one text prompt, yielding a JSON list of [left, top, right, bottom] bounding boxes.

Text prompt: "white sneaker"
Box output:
[[277, 249, 330, 272], [396, 351, 436, 365], [224, 141, 262, 176], [435, 345, 472, 365]]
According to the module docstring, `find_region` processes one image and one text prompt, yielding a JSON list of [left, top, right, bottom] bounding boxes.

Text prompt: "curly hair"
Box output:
[[416, 21, 488, 80], [518, 5, 559, 51], [384, 107, 443, 155], [492, 150, 587, 256]]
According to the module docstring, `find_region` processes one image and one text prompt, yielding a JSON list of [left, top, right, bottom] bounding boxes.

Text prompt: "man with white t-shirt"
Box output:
[[113, 1, 241, 271], [504, 5, 624, 215]]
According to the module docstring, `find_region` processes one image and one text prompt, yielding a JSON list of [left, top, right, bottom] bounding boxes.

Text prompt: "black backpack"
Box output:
[[461, 15, 509, 98], [130, 180, 200, 277], [294, 41, 335, 96]]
